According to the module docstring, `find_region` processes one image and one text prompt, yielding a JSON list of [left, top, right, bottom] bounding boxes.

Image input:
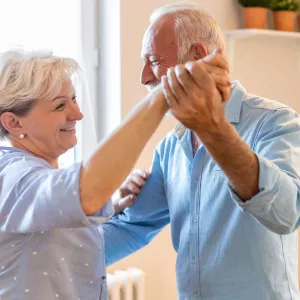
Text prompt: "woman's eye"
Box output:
[[55, 103, 64, 111]]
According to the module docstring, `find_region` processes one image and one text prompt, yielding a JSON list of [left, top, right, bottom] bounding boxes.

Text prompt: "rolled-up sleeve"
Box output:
[[0, 159, 113, 233], [230, 107, 300, 234]]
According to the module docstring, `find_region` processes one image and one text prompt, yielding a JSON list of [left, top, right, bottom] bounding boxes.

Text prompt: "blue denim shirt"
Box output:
[[0, 147, 114, 299], [103, 81, 300, 300]]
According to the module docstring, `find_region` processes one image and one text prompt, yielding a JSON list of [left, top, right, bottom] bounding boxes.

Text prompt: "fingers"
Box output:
[[217, 85, 231, 103], [117, 194, 137, 212], [130, 174, 146, 188], [209, 72, 231, 88], [174, 64, 195, 95], [202, 48, 229, 72], [119, 169, 151, 197], [125, 180, 142, 194], [133, 168, 151, 179], [203, 64, 230, 84], [185, 60, 214, 90]]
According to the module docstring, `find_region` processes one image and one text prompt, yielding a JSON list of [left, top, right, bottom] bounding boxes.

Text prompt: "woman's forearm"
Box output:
[[79, 86, 167, 215]]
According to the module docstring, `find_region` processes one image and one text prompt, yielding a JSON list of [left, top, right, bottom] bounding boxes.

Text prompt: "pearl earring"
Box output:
[[19, 134, 25, 139]]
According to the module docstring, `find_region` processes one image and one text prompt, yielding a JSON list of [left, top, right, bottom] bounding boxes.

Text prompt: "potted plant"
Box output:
[[270, 0, 300, 31], [238, 0, 272, 29]]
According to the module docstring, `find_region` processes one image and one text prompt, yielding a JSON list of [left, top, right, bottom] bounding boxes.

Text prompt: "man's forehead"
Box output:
[[141, 20, 176, 58]]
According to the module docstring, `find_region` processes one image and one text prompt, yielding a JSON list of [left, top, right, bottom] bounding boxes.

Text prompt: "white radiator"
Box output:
[[107, 268, 145, 300]]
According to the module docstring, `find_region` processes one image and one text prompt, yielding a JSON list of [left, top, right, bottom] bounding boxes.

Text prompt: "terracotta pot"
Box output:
[[243, 7, 268, 29], [273, 11, 296, 32]]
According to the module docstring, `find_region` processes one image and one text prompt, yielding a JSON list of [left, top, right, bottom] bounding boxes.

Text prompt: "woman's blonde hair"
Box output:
[[0, 48, 81, 139]]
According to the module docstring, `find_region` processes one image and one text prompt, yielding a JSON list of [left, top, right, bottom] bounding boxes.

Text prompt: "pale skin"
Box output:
[[0, 49, 231, 217], [1, 78, 168, 215], [118, 14, 259, 209], [2, 80, 83, 168], [162, 60, 259, 201]]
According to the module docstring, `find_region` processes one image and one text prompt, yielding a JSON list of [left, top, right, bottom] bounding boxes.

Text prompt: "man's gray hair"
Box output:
[[150, 2, 225, 62]]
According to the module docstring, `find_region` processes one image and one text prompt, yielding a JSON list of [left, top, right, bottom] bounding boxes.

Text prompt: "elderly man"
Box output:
[[103, 3, 300, 300]]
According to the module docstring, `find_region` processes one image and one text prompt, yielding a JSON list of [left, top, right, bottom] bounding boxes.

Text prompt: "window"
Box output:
[[0, 0, 80, 168]]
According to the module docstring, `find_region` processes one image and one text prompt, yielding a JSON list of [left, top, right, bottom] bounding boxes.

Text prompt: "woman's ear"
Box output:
[[0, 112, 24, 137]]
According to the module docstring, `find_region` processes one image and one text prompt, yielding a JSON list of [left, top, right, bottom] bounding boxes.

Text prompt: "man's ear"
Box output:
[[0, 112, 24, 137], [190, 43, 208, 60]]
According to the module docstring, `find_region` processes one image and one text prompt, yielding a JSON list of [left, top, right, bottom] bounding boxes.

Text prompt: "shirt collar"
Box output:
[[173, 80, 246, 139]]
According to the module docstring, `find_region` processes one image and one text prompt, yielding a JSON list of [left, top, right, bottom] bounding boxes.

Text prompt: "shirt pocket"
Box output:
[[210, 166, 228, 198], [212, 165, 229, 186]]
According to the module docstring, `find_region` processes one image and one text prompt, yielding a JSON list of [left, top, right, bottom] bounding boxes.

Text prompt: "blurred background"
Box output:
[[0, 0, 299, 299]]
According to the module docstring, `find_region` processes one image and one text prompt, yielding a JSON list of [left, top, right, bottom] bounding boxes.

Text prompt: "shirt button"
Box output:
[[194, 291, 198, 297], [102, 276, 106, 280], [192, 257, 196, 263], [194, 180, 198, 184], [193, 217, 198, 223]]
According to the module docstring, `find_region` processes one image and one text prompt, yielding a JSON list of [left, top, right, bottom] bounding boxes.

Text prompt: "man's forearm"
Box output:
[[198, 119, 259, 201]]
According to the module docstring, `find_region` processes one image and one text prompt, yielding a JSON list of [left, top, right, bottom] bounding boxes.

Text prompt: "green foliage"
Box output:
[[270, 0, 300, 11], [238, 0, 272, 7]]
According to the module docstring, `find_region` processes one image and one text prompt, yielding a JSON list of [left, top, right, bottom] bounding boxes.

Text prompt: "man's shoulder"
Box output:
[[240, 94, 300, 137], [243, 93, 295, 114]]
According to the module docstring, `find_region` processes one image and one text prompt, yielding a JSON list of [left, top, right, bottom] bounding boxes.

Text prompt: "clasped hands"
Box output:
[[161, 48, 231, 136]]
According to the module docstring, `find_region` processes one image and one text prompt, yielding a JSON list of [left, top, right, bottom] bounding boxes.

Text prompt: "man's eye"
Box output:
[[151, 60, 160, 67]]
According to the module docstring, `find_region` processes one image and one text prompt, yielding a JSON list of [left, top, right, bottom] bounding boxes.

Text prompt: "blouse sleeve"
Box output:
[[0, 156, 114, 233]]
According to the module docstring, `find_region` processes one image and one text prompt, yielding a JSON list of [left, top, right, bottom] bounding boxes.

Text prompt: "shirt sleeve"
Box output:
[[102, 148, 170, 266], [230, 107, 300, 234], [0, 158, 114, 233]]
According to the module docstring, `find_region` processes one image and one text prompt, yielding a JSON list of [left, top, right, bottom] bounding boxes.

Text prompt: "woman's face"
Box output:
[[19, 79, 83, 160]]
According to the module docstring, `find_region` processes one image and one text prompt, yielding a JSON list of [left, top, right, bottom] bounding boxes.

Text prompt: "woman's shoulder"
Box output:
[[0, 146, 51, 173]]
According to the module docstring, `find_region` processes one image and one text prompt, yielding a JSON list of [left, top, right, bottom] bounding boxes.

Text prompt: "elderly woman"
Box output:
[[0, 49, 230, 299]]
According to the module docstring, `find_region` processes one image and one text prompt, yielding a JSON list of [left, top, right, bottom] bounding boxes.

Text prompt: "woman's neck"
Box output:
[[9, 139, 59, 168]]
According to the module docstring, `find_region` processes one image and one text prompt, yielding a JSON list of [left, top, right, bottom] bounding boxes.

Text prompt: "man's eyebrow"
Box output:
[[141, 53, 165, 61]]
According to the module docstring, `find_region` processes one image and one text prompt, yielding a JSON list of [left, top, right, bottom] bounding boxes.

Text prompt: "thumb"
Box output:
[[202, 47, 223, 63]]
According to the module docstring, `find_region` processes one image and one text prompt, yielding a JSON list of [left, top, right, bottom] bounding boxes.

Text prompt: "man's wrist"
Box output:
[[195, 117, 230, 144]]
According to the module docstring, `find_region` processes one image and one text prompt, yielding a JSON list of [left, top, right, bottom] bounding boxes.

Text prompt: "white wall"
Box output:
[[228, 35, 300, 113], [105, 1, 300, 299], [106, 1, 242, 300]]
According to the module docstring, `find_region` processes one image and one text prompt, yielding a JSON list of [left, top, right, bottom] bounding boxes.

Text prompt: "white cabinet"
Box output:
[[224, 29, 300, 113]]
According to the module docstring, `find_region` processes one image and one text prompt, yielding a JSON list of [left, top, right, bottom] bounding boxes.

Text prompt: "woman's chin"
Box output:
[[59, 138, 78, 154]]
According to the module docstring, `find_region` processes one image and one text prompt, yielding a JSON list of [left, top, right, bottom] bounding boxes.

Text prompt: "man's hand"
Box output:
[[202, 49, 231, 102], [112, 169, 151, 215], [161, 52, 226, 136]]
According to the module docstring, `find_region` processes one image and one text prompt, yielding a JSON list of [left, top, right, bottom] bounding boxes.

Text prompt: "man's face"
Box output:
[[140, 18, 179, 91]]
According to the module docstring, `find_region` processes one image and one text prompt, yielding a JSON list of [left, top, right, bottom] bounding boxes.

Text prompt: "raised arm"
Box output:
[[79, 86, 168, 215]]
